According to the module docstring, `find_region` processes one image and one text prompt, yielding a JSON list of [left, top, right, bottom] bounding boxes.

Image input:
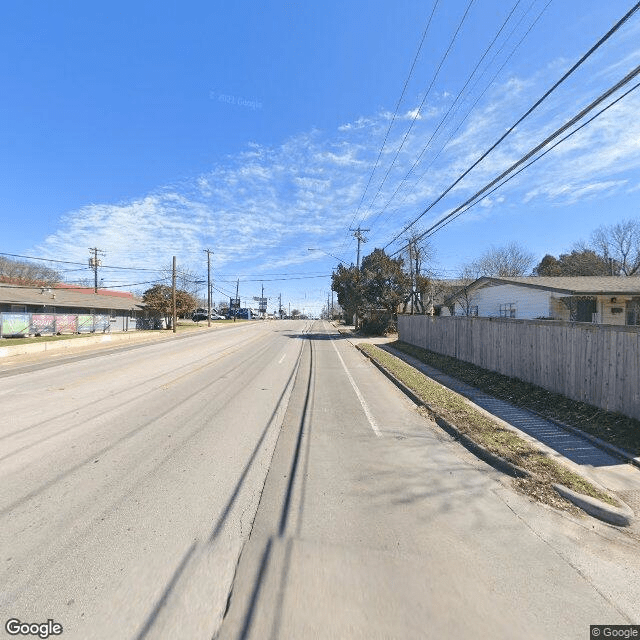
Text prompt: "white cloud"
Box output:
[[35, 37, 640, 290]]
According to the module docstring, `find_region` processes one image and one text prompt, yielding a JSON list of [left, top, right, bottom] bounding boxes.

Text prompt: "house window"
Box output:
[[499, 303, 516, 318], [627, 298, 640, 326], [470, 305, 479, 317]]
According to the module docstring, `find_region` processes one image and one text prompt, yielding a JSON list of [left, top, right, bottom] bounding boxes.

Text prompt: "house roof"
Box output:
[[472, 276, 640, 296], [0, 284, 144, 311]]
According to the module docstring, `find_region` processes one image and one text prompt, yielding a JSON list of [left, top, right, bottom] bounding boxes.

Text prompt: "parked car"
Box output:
[[193, 311, 226, 321]]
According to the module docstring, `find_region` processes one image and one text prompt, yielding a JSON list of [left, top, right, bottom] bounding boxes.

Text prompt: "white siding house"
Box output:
[[447, 276, 640, 326], [463, 283, 552, 319]]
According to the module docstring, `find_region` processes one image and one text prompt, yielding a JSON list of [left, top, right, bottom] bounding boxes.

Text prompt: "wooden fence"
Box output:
[[398, 315, 640, 421]]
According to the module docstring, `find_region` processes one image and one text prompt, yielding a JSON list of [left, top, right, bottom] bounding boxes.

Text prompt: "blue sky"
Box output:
[[2, 1, 640, 315]]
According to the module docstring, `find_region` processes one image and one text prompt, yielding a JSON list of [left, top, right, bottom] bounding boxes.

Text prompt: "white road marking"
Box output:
[[330, 338, 381, 437], [278, 353, 286, 365]]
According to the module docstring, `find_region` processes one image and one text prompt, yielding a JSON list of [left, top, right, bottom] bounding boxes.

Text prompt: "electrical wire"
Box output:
[[364, 0, 525, 234], [0, 251, 163, 272], [384, 0, 640, 250], [344, 0, 440, 236], [419, 78, 640, 238], [363, 0, 477, 222], [392, 0, 552, 216], [390, 66, 640, 255]]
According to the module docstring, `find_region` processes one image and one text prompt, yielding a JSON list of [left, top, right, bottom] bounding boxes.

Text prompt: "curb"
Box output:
[[0, 331, 165, 358], [552, 484, 634, 527], [357, 344, 633, 527], [382, 344, 640, 471], [357, 345, 530, 479]]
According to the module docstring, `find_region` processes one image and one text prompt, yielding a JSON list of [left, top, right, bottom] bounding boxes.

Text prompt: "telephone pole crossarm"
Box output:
[[349, 226, 370, 269]]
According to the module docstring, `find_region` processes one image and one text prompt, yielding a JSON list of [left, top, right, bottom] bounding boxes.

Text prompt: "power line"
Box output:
[[391, 64, 640, 255], [421, 77, 640, 240], [351, 0, 550, 241], [388, 0, 552, 218], [361, 0, 476, 221], [365, 0, 525, 232], [0, 251, 163, 272], [384, 0, 640, 250], [345, 0, 440, 233], [217, 274, 331, 283]]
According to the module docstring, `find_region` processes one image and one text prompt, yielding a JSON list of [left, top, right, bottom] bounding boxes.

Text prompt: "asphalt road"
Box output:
[[2, 320, 639, 640]]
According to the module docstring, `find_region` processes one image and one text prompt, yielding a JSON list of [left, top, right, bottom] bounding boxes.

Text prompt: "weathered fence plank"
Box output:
[[398, 315, 639, 421]]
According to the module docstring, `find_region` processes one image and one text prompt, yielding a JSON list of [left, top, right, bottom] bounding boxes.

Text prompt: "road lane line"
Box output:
[[330, 338, 380, 437], [278, 353, 286, 365]]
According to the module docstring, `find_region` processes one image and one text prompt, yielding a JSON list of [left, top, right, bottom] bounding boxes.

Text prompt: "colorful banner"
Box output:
[[77, 315, 94, 333], [1, 313, 30, 336], [55, 315, 77, 334], [31, 314, 56, 335]]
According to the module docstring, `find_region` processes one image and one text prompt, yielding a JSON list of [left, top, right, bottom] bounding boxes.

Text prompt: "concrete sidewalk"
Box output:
[[378, 343, 640, 517]]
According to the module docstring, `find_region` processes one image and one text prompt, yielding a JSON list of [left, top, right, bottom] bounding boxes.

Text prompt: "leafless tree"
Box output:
[[468, 242, 535, 277], [0, 256, 60, 285], [451, 265, 484, 316], [160, 263, 202, 299], [590, 219, 640, 276]]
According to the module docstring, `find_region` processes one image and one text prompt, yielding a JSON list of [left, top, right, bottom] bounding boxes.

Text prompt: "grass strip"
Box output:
[[390, 340, 640, 457], [359, 343, 618, 508]]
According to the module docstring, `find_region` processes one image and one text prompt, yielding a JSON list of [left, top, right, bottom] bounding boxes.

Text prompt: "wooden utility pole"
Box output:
[[409, 241, 415, 315], [350, 226, 369, 329], [350, 226, 369, 268], [233, 279, 239, 322], [172, 256, 177, 333], [88, 247, 104, 293], [204, 249, 213, 327]]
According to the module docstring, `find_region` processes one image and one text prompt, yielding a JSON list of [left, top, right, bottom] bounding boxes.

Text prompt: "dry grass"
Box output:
[[359, 343, 618, 510], [390, 341, 640, 457]]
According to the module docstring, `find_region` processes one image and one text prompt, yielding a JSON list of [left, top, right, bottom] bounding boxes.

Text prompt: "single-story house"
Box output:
[[0, 284, 147, 335], [445, 276, 640, 326]]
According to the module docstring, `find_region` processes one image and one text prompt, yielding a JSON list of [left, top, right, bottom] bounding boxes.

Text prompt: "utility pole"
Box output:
[[233, 279, 239, 322], [172, 256, 177, 333], [204, 249, 213, 327], [408, 241, 415, 315], [279, 293, 282, 318], [350, 226, 369, 268], [350, 226, 369, 329], [88, 247, 104, 294]]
